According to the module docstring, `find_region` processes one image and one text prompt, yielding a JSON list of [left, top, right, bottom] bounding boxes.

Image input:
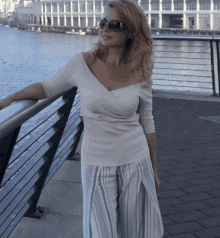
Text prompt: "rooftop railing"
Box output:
[[0, 34, 220, 238]]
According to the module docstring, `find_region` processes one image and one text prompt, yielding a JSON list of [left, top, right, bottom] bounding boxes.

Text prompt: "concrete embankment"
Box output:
[[1, 18, 220, 36]]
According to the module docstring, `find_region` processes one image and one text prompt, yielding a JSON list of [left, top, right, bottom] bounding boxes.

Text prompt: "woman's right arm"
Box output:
[[0, 53, 82, 110], [0, 83, 46, 110]]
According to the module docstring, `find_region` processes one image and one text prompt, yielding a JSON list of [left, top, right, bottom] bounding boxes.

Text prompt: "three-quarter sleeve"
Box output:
[[40, 54, 80, 98], [138, 82, 155, 134]]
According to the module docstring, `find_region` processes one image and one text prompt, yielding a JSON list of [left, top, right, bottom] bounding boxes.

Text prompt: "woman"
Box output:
[[79, 1, 163, 237], [0, 0, 163, 237]]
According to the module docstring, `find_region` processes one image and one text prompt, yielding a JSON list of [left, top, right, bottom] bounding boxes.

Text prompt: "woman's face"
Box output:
[[100, 7, 129, 48]]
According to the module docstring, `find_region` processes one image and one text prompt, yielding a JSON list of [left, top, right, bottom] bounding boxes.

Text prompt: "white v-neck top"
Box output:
[[40, 52, 155, 166]]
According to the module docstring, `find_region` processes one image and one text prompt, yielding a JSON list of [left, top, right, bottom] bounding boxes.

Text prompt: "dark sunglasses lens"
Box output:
[[99, 19, 123, 30], [99, 19, 106, 29], [109, 21, 119, 30]]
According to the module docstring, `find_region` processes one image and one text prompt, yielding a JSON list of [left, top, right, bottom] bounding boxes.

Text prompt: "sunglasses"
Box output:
[[99, 18, 128, 31]]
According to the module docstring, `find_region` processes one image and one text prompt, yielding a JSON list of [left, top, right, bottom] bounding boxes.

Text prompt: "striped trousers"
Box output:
[[81, 157, 164, 238]]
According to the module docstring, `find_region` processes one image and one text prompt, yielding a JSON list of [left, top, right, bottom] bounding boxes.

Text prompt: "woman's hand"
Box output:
[[153, 169, 160, 192], [150, 154, 160, 192], [0, 97, 13, 110], [155, 173, 160, 192]]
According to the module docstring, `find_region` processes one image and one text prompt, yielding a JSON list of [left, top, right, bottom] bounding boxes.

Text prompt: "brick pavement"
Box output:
[[153, 95, 220, 238]]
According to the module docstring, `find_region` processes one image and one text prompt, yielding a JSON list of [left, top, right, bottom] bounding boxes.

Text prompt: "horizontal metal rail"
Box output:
[[151, 35, 220, 96], [0, 86, 83, 238]]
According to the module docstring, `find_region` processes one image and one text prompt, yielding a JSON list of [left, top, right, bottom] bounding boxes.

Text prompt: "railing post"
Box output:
[[0, 126, 21, 187], [210, 39, 219, 96], [66, 127, 84, 160], [217, 40, 220, 97], [23, 87, 78, 219]]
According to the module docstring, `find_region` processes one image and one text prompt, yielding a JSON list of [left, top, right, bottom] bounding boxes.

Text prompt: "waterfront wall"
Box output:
[[151, 27, 220, 35], [7, 20, 100, 34], [5, 19, 220, 36]]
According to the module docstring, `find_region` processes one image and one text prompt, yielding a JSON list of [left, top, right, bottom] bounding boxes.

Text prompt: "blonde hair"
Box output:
[[89, 0, 154, 89]]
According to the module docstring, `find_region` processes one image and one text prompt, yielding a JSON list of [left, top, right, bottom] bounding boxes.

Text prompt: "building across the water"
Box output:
[[0, 0, 20, 18], [12, 0, 220, 30]]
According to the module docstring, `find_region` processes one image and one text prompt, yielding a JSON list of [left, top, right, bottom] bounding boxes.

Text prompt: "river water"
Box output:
[[0, 25, 100, 100]]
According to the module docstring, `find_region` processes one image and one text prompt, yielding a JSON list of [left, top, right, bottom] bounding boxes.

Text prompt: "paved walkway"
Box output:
[[8, 89, 220, 238], [153, 90, 220, 238]]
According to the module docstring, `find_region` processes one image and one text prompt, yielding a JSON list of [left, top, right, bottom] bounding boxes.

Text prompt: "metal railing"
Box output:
[[0, 86, 83, 238], [0, 34, 220, 238], [151, 34, 220, 96]]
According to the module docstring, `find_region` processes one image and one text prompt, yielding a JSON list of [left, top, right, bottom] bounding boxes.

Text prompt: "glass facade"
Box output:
[[60, 17, 64, 25], [200, 0, 211, 10], [52, 3, 57, 12], [65, 2, 71, 12], [174, 0, 183, 10], [87, 1, 93, 12], [95, 1, 101, 12], [80, 1, 85, 12], [59, 2, 64, 13], [46, 3, 51, 12], [66, 17, 71, 26], [186, 0, 197, 10], [151, 2, 159, 11], [214, 0, 220, 10], [53, 17, 57, 26], [162, 0, 171, 11], [140, 1, 149, 11]]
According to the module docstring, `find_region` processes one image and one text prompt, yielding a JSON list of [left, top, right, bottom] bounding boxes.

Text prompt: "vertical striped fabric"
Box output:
[[81, 157, 164, 238]]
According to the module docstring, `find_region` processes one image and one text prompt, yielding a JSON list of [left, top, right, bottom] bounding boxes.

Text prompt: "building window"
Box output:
[[187, 2, 197, 10], [42, 3, 45, 12], [80, 1, 85, 12], [151, 19, 155, 28], [65, 2, 70, 12], [162, 1, 171, 11], [53, 17, 58, 25], [140, 2, 149, 11], [59, 2, 64, 13], [151, 2, 159, 11], [66, 17, 71, 26], [52, 3, 57, 12], [103, 0, 108, 7], [87, 1, 93, 12], [213, 0, 220, 10], [200, 1, 210, 10], [60, 17, 64, 25], [72, 2, 78, 12], [73, 17, 78, 26], [95, 1, 101, 12], [174, 2, 183, 10], [46, 3, 51, 12]]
